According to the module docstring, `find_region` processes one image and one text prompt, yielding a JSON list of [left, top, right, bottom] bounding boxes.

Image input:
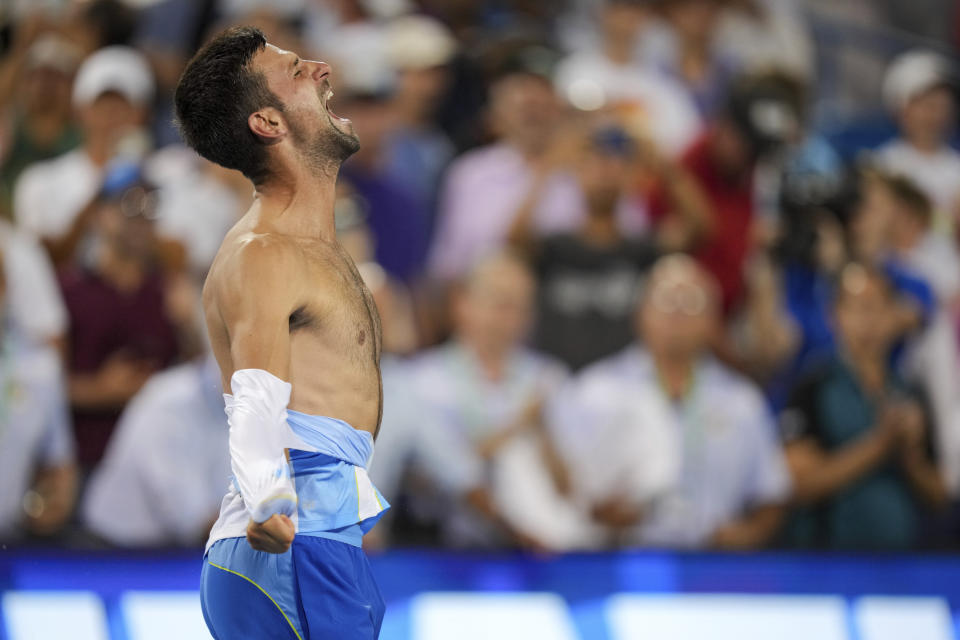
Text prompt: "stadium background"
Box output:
[[2, 0, 960, 638]]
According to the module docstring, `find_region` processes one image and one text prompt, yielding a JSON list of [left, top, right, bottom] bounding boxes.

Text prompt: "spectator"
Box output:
[[333, 41, 431, 283], [429, 69, 646, 283], [509, 124, 661, 370], [146, 146, 250, 280], [0, 252, 77, 542], [381, 15, 458, 220], [853, 171, 960, 496], [406, 253, 593, 550], [781, 263, 948, 550], [0, 219, 69, 355], [641, 0, 737, 118], [61, 171, 192, 470], [875, 50, 960, 239], [551, 254, 791, 549], [650, 72, 804, 313], [863, 171, 960, 305], [0, 34, 82, 219], [81, 355, 229, 547], [14, 45, 154, 266], [553, 0, 702, 156]]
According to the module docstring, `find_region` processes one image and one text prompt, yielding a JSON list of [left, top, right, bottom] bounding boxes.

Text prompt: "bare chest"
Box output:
[[289, 245, 382, 363]]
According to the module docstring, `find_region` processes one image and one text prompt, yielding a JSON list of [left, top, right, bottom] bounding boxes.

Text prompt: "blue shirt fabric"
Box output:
[[769, 260, 936, 411], [340, 166, 430, 282]]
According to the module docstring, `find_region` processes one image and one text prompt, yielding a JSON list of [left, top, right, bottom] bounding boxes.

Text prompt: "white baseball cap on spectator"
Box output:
[[882, 49, 955, 114], [73, 46, 154, 109], [386, 15, 457, 71]]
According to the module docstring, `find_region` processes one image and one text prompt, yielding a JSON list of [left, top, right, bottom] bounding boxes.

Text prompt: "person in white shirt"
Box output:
[[407, 252, 599, 550], [0, 253, 76, 542], [81, 355, 230, 547], [875, 49, 960, 238], [0, 220, 67, 353], [551, 254, 790, 549], [13, 45, 154, 265], [553, 0, 702, 156]]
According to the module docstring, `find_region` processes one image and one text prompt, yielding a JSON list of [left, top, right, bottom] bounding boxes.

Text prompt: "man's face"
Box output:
[[79, 91, 144, 139], [850, 180, 895, 261], [579, 145, 630, 214], [901, 86, 955, 146], [456, 260, 535, 352], [97, 191, 157, 260], [23, 66, 72, 113], [252, 43, 360, 165], [834, 269, 897, 357], [640, 264, 716, 358], [489, 74, 560, 152]]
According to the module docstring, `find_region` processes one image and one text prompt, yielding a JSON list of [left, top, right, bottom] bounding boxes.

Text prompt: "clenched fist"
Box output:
[[246, 514, 295, 553]]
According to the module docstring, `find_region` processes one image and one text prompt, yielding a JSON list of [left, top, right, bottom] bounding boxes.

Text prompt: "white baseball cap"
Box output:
[[73, 46, 155, 109], [386, 15, 457, 71], [882, 49, 955, 113]]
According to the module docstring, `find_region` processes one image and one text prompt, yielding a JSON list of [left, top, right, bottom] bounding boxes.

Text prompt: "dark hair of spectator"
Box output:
[[82, 0, 138, 47], [874, 171, 933, 227], [174, 26, 285, 185]]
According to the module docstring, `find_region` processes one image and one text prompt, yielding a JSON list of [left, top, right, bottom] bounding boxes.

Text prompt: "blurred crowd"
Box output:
[[1, 0, 959, 554]]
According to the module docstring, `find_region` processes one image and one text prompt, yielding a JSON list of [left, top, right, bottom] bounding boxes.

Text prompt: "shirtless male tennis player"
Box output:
[[174, 27, 388, 639]]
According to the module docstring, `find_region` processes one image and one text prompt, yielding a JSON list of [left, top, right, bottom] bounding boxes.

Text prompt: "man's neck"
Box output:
[[845, 349, 887, 395], [906, 135, 942, 155], [254, 164, 339, 242], [98, 245, 146, 293], [651, 350, 697, 401], [581, 211, 620, 246], [460, 336, 511, 382]]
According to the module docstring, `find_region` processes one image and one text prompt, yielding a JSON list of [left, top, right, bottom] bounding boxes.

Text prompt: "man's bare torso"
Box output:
[[203, 209, 383, 436]]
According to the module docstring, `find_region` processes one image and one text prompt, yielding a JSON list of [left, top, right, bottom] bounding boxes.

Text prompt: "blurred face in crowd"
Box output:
[[833, 265, 898, 359], [96, 185, 158, 261], [78, 90, 146, 141], [252, 43, 360, 168], [639, 256, 718, 359], [396, 65, 450, 115], [709, 118, 753, 177], [601, 2, 648, 42], [579, 139, 632, 215], [23, 66, 74, 115], [454, 254, 536, 356], [488, 73, 561, 155], [336, 95, 395, 158], [900, 86, 956, 149], [664, 0, 722, 44], [850, 177, 896, 261]]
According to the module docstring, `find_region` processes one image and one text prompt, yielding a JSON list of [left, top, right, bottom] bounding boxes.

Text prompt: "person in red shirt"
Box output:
[[60, 166, 196, 468], [651, 73, 805, 314]]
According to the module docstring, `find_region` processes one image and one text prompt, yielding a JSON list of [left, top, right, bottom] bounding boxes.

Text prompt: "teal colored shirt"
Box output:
[[780, 358, 931, 550]]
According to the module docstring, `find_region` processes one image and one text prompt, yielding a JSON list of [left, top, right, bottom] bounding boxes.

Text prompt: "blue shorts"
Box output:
[[200, 535, 385, 640]]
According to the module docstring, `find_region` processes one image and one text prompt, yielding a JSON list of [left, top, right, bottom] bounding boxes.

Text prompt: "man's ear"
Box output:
[[248, 108, 286, 143]]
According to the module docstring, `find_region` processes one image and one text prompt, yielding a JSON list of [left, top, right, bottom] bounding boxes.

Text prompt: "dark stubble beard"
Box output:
[[290, 109, 360, 173]]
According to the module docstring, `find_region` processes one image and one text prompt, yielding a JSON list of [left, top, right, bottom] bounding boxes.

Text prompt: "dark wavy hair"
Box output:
[[174, 26, 284, 185]]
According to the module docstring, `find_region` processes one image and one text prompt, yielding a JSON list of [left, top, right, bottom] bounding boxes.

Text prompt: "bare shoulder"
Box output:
[[204, 231, 305, 312]]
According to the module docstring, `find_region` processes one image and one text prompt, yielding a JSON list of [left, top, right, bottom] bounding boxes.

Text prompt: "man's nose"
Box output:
[[309, 60, 331, 82]]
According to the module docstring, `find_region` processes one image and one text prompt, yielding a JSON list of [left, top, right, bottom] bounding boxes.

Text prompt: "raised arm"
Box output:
[[212, 238, 302, 552]]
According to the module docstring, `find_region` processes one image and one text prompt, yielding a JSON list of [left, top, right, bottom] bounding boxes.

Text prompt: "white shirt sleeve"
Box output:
[[3, 229, 68, 344], [36, 365, 74, 468], [742, 391, 792, 507]]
